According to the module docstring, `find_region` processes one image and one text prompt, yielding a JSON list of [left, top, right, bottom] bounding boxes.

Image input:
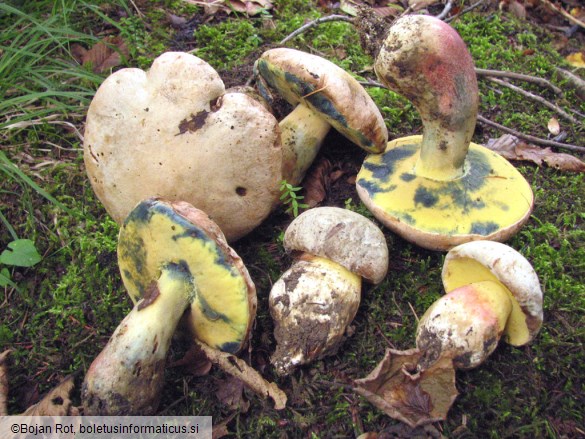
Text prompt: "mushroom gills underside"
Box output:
[[117, 199, 252, 353], [442, 257, 531, 346], [356, 136, 533, 247]]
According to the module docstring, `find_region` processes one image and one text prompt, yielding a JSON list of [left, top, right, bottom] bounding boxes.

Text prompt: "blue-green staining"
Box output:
[[401, 173, 416, 182], [198, 294, 230, 324], [414, 186, 439, 208], [219, 341, 241, 354], [125, 198, 157, 225], [470, 222, 500, 235], [357, 178, 397, 197], [362, 145, 418, 183]]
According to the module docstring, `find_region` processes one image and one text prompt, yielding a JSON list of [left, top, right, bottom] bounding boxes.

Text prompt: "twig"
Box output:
[[128, 0, 145, 18], [540, 0, 585, 29], [486, 77, 580, 125], [435, 0, 454, 20], [477, 114, 585, 153], [476, 68, 563, 95], [279, 15, 355, 45], [445, 0, 485, 22]]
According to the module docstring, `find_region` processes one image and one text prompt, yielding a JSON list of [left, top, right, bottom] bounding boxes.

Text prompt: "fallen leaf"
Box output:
[[212, 413, 236, 439], [565, 52, 585, 68], [486, 134, 585, 172], [21, 375, 79, 416], [547, 117, 560, 135], [353, 349, 457, 428], [303, 158, 332, 207], [408, 0, 438, 12], [0, 350, 10, 415], [169, 343, 212, 376], [216, 375, 250, 412], [508, 0, 527, 19], [196, 340, 287, 410], [184, 0, 273, 16], [72, 36, 129, 73]]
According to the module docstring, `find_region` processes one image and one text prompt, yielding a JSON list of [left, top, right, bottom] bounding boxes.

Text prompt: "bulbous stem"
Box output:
[[280, 105, 331, 185], [82, 264, 192, 415], [374, 15, 478, 181]]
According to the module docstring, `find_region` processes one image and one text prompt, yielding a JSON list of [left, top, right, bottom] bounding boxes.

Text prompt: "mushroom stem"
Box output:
[[280, 105, 331, 185], [373, 15, 478, 181], [82, 263, 192, 415]]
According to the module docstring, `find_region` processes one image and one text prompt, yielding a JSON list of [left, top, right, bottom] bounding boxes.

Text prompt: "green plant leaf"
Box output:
[[0, 267, 14, 287], [0, 239, 42, 267]]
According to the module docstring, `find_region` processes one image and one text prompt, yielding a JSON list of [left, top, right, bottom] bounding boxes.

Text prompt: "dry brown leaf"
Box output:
[[212, 413, 237, 439], [353, 349, 457, 428], [0, 350, 10, 415], [73, 36, 129, 73], [216, 375, 250, 412], [21, 375, 79, 416], [508, 0, 527, 19], [547, 117, 561, 135], [196, 340, 287, 410], [408, 0, 438, 12], [169, 343, 213, 376], [486, 134, 585, 172], [303, 158, 332, 207]]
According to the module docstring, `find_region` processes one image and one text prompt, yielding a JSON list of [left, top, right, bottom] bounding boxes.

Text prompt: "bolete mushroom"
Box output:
[[82, 198, 256, 415], [355, 15, 534, 250], [84, 52, 283, 241], [255, 48, 388, 185], [269, 207, 389, 375], [355, 240, 543, 427]]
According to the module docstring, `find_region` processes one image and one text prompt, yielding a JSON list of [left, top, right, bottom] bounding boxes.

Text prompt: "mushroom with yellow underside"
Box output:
[[82, 198, 256, 415], [356, 15, 533, 251]]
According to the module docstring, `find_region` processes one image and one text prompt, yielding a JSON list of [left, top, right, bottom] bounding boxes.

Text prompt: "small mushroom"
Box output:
[[84, 52, 283, 241], [355, 241, 543, 426], [356, 15, 534, 250], [255, 48, 388, 185], [441, 240, 543, 346], [420, 240, 543, 369], [269, 207, 389, 375], [82, 198, 256, 415]]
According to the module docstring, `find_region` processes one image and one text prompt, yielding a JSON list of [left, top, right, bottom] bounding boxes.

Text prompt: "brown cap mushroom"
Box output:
[[84, 52, 283, 241], [269, 207, 389, 375], [356, 15, 534, 251], [82, 198, 256, 415], [255, 48, 388, 185]]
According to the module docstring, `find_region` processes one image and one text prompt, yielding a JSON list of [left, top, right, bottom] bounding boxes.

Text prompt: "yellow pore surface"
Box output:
[[118, 200, 251, 353], [442, 256, 530, 346], [357, 136, 533, 239]]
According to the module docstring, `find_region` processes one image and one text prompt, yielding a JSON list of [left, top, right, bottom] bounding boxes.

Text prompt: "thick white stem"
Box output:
[[280, 105, 331, 185], [82, 266, 192, 415]]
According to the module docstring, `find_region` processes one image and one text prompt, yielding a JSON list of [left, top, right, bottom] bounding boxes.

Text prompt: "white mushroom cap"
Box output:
[[283, 207, 389, 284], [442, 240, 543, 346], [84, 52, 283, 241]]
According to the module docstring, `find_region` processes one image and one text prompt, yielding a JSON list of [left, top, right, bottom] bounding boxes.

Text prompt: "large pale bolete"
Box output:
[[355, 15, 534, 250], [82, 198, 256, 415], [84, 52, 283, 241], [255, 48, 388, 185], [269, 207, 388, 375]]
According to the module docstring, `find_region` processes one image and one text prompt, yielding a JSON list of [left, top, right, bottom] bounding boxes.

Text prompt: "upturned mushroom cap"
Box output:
[[117, 198, 257, 353], [270, 254, 361, 375], [283, 206, 389, 284], [357, 136, 535, 251], [255, 48, 388, 154], [442, 240, 543, 346], [84, 51, 283, 241], [356, 15, 534, 250], [416, 281, 513, 370]]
